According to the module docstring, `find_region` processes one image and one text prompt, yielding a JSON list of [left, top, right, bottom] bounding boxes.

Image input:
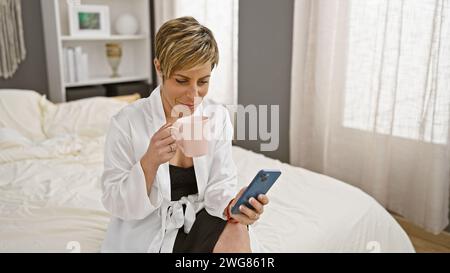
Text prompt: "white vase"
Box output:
[[106, 43, 122, 78], [115, 14, 139, 35]]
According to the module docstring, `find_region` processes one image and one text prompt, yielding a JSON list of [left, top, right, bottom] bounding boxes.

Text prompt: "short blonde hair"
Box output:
[[155, 16, 219, 79]]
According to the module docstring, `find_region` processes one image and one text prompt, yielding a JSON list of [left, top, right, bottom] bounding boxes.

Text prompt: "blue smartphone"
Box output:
[[231, 169, 281, 215]]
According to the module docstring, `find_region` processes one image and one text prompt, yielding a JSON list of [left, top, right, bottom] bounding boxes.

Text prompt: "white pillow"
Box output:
[[42, 96, 128, 138], [0, 89, 47, 141], [0, 127, 32, 149]]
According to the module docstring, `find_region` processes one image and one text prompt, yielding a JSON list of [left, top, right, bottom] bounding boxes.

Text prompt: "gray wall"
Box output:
[[0, 0, 48, 96], [236, 0, 294, 163]]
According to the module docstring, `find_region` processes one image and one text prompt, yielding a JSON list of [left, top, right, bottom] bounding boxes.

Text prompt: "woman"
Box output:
[[101, 16, 269, 253]]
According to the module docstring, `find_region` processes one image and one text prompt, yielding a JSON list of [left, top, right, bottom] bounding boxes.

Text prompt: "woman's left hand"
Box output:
[[228, 187, 270, 225]]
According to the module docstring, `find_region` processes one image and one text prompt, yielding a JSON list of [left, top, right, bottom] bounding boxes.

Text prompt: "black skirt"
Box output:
[[169, 165, 227, 253]]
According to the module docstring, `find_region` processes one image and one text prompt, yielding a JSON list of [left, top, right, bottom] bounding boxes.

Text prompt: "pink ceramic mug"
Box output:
[[170, 116, 210, 157]]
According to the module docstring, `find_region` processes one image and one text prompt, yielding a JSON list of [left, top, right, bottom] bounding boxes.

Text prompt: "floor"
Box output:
[[393, 215, 450, 253]]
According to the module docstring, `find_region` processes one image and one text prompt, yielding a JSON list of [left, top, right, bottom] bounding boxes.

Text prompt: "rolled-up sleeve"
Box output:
[[101, 116, 161, 221], [204, 111, 238, 220]]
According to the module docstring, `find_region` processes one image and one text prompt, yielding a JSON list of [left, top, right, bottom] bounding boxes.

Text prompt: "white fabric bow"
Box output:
[[159, 198, 196, 252]]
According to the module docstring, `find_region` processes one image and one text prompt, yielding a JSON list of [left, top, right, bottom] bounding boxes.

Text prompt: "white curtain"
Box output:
[[290, 0, 450, 234], [153, 0, 239, 106], [0, 0, 26, 79]]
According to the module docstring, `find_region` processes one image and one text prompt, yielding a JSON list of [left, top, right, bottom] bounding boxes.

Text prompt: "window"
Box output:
[[343, 0, 449, 144]]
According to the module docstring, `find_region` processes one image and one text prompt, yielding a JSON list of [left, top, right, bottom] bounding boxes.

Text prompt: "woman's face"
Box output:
[[156, 60, 211, 117]]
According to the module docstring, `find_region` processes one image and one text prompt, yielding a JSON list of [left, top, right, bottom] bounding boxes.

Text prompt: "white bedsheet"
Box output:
[[0, 132, 414, 252]]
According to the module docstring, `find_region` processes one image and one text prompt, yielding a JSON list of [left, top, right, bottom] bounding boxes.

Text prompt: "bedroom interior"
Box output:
[[0, 0, 449, 253]]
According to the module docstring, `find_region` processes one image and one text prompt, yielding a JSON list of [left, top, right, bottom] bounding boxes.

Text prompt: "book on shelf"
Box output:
[[63, 46, 89, 84]]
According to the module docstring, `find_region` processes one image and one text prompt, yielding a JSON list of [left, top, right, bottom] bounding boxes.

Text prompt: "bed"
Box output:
[[0, 89, 415, 252]]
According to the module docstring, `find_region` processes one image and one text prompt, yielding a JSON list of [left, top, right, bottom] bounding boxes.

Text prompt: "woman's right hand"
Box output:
[[141, 122, 177, 170]]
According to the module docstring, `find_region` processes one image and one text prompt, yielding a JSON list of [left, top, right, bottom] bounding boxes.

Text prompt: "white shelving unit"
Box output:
[[41, 0, 152, 102], [65, 75, 148, 87]]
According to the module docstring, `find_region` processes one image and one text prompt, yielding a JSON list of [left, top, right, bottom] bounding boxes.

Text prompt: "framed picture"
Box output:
[[68, 4, 110, 37]]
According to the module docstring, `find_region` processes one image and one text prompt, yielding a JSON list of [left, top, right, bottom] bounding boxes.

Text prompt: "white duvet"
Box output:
[[0, 91, 414, 252], [0, 133, 109, 252]]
